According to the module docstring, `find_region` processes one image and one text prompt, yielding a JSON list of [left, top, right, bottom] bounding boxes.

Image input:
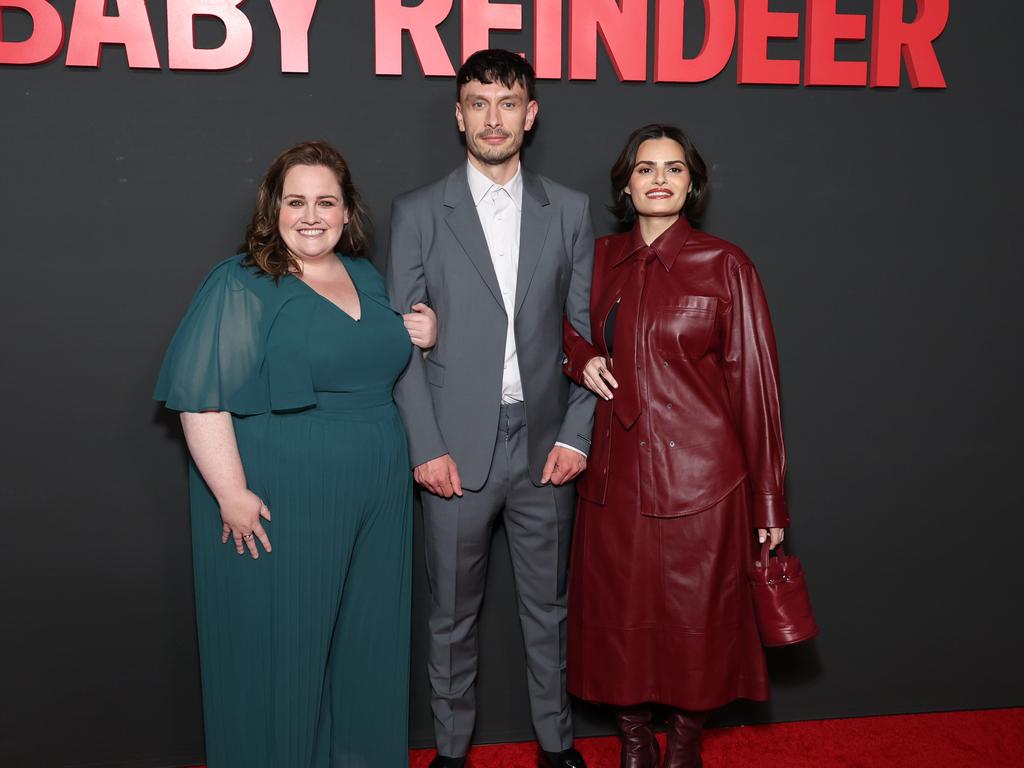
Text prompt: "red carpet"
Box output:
[[187, 708, 1024, 767], [406, 708, 1024, 768]]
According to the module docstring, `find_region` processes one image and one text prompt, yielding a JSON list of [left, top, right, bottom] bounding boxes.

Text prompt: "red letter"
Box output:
[[655, 0, 735, 83], [268, 0, 317, 74], [737, 0, 800, 85], [65, 0, 159, 69], [534, 0, 561, 79], [167, 0, 253, 71], [0, 0, 63, 65], [569, 0, 647, 82], [374, 0, 454, 77], [805, 0, 866, 86], [463, 0, 521, 63], [870, 0, 948, 88]]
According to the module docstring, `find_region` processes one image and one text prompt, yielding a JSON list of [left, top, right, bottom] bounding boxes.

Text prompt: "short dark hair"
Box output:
[[243, 141, 371, 279], [456, 49, 536, 103], [609, 124, 709, 224]]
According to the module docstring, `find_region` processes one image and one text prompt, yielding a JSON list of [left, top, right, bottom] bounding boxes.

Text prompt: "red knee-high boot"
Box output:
[[616, 706, 660, 768], [663, 709, 707, 768]]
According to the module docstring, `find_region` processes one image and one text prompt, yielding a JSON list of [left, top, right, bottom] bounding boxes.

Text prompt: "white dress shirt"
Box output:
[[467, 160, 524, 403], [467, 161, 585, 457]]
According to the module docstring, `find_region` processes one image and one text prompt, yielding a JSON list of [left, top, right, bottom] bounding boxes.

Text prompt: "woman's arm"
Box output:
[[180, 411, 271, 558], [722, 261, 789, 548], [563, 315, 617, 399]]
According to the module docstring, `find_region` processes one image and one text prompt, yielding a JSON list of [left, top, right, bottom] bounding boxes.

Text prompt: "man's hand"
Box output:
[[541, 445, 587, 486], [414, 454, 463, 498]]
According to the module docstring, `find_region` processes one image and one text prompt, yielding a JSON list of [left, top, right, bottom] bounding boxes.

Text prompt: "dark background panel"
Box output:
[[1, 1, 1022, 766]]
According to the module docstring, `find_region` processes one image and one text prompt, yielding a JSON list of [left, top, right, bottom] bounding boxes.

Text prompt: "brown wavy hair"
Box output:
[[609, 124, 709, 225], [243, 141, 371, 278]]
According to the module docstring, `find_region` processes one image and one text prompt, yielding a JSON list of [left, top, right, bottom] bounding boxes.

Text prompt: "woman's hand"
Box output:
[[218, 488, 272, 559], [581, 356, 618, 400], [404, 302, 437, 349], [757, 527, 785, 550]]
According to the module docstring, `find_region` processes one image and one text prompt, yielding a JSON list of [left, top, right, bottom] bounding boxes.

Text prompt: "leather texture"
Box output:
[[748, 541, 819, 646], [565, 217, 782, 710], [663, 709, 707, 768], [616, 706, 659, 768], [539, 746, 588, 768], [563, 216, 789, 527]]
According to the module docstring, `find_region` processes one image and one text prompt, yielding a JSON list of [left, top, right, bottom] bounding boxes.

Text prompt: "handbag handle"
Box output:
[[759, 540, 788, 568]]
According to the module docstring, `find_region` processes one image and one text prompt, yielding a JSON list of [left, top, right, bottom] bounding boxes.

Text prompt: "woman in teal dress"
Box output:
[[154, 141, 435, 767]]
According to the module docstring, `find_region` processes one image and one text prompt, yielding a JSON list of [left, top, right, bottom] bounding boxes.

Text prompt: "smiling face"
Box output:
[[277, 164, 348, 265], [625, 137, 693, 221], [455, 79, 538, 169]]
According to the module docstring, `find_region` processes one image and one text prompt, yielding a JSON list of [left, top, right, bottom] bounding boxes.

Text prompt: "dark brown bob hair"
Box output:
[[609, 124, 709, 225], [456, 48, 537, 103], [243, 141, 371, 278]]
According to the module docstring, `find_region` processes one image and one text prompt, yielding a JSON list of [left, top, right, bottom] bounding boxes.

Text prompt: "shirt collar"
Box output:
[[611, 216, 693, 271], [467, 160, 524, 211]]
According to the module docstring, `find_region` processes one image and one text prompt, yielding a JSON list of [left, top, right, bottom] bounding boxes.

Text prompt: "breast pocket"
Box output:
[[655, 296, 718, 361]]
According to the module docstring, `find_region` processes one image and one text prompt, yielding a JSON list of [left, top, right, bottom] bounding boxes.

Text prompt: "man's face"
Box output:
[[455, 79, 538, 166]]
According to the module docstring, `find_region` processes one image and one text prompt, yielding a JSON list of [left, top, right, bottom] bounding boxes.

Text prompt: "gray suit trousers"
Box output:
[[422, 403, 576, 756]]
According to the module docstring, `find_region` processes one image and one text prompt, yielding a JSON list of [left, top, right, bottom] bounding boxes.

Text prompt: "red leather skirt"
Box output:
[[567, 478, 769, 710]]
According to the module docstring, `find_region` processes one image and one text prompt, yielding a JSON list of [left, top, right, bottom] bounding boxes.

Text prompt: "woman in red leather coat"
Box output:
[[563, 124, 790, 768]]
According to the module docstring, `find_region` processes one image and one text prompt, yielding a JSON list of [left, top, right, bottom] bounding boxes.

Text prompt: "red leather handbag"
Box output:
[[748, 541, 819, 647]]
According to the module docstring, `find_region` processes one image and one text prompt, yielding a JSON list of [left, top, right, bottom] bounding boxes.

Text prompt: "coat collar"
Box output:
[[610, 216, 693, 272]]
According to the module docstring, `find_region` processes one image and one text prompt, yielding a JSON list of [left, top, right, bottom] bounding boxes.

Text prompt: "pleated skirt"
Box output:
[[188, 402, 412, 768]]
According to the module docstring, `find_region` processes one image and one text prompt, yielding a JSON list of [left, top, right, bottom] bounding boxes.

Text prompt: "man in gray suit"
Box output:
[[387, 49, 595, 768]]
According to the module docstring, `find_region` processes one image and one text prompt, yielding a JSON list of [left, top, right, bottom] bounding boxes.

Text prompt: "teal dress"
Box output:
[[155, 254, 413, 767]]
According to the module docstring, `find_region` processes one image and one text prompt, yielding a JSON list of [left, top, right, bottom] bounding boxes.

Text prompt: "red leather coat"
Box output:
[[564, 217, 789, 529]]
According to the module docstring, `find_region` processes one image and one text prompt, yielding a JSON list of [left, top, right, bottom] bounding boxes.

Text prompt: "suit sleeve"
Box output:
[[722, 261, 790, 528], [555, 197, 597, 453], [386, 198, 448, 467]]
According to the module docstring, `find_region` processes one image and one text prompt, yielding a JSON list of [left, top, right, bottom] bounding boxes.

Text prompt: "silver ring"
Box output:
[[243, 533, 254, 541]]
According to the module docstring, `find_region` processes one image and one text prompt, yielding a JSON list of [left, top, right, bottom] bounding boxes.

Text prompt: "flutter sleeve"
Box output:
[[153, 257, 270, 415], [722, 260, 790, 529]]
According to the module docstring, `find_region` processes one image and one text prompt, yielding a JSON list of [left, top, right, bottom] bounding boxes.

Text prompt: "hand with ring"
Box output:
[[217, 488, 272, 559], [581, 356, 618, 400]]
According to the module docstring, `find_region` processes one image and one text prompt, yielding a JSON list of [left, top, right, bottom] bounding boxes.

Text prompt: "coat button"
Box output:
[[639, 441, 647, 447], [663, 360, 669, 367], [666, 403, 673, 409], [669, 440, 676, 447]]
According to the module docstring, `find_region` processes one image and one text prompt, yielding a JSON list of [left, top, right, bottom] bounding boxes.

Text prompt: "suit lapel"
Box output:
[[514, 170, 553, 317], [443, 167, 506, 314]]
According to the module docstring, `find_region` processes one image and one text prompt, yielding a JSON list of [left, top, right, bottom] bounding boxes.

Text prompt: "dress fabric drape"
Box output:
[[156, 254, 413, 767], [564, 218, 788, 710]]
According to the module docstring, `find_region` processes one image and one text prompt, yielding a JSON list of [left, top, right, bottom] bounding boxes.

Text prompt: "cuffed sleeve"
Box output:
[[562, 314, 601, 386], [556, 197, 597, 451], [722, 261, 790, 529]]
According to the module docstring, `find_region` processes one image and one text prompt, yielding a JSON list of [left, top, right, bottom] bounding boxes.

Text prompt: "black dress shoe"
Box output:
[[429, 755, 466, 768], [539, 746, 587, 768]]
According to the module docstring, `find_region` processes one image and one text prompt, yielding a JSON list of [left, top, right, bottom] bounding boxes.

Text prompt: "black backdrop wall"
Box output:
[[2, 2, 1022, 767]]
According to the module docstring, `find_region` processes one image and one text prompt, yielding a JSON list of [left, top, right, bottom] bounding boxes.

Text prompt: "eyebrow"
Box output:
[[283, 193, 340, 200], [634, 159, 686, 166], [466, 91, 521, 102]]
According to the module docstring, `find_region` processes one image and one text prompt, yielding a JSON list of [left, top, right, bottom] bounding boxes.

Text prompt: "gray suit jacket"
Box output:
[[387, 165, 596, 490]]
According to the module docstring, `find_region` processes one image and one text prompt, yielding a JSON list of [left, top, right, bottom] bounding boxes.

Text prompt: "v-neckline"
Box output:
[[292, 254, 363, 322]]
